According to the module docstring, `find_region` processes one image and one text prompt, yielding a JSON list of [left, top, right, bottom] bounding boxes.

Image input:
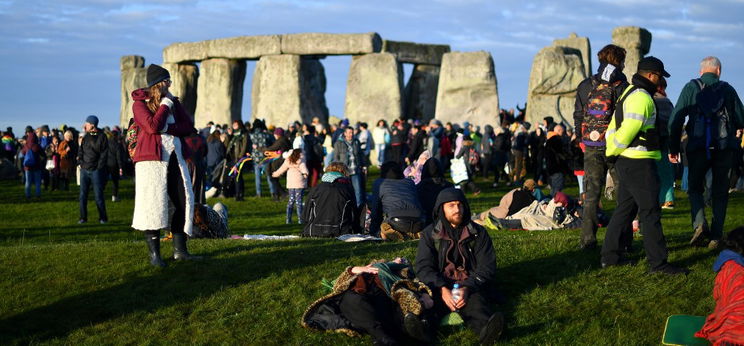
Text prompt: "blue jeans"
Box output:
[[80, 168, 108, 222], [253, 163, 263, 197], [577, 175, 585, 195], [350, 173, 365, 207], [376, 144, 386, 166], [24, 170, 42, 197], [324, 149, 334, 167]]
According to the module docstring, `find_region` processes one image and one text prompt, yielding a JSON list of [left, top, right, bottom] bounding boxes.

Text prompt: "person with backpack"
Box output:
[[601, 56, 688, 275], [573, 44, 629, 250], [669, 56, 744, 250], [21, 128, 44, 198], [77, 115, 109, 224]]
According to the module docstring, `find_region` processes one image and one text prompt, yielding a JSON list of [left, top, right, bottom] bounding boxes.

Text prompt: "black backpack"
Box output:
[[688, 79, 734, 154], [582, 77, 622, 145], [303, 135, 324, 162]]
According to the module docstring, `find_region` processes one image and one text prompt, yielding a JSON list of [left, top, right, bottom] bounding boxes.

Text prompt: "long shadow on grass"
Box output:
[[494, 247, 600, 341], [0, 239, 412, 344]]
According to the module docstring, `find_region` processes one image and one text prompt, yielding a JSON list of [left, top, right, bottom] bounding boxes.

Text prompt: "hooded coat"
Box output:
[[130, 88, 195, 236], [416, 159, 454, 226], [415, 188, 497, 292]]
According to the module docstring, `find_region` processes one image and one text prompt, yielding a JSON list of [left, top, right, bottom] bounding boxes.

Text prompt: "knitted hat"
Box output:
[[274, 127, 285, 137], [147, 64, 171, 88], [25, 126, 33, 133], [85, 115, 99, 127]]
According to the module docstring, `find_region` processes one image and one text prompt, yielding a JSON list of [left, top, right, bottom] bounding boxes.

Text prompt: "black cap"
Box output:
[[147, 64, 171, 88], [638, 56, 670, 78]]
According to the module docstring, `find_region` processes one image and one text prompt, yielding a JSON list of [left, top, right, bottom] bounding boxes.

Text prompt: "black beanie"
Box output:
[[147, 64, 170, 88]]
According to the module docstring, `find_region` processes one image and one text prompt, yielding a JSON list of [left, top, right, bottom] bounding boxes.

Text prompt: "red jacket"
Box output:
[[131, 88, 194, 163], [696, 259, 744, 345]]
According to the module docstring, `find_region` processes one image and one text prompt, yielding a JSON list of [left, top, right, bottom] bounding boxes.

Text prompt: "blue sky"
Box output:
[[1, 0, 743, 131]]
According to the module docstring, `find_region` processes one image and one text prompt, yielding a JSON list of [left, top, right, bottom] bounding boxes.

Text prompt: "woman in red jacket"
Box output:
[[131, 64, 200, 267]]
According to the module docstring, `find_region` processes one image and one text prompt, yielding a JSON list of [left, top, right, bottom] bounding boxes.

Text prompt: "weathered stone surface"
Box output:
[[526, 46, 587, 127], [120, 55, 147, 127], [163, 35, 281, 63], [553, 33, 592, 76], [345, 53, 403, 124], [281, 32, 382, 55], [299, 59, 329, 125], [163, 63, 199, 117], [435, 51, 499, 127], [612, 26, 652, 80], [194, 58, 246, 127], [405, 64, 440, 122], [252, 55, 329, 127], [382, 40, 450, 65]]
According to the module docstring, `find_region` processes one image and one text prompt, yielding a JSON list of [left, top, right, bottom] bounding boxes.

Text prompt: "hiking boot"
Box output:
[[403, 313, 430, 342], [649, 263, 689, 275], [78, 219, 87, 224], [690, 224, 709, 247], [144, 230, 166, 267], [479, 311, 504, 345], [172, 232, 203, 261]]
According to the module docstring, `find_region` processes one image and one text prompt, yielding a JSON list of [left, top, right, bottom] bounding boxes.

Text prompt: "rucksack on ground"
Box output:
[[582, 77, 622, 145], [689, 79, 734, 153]]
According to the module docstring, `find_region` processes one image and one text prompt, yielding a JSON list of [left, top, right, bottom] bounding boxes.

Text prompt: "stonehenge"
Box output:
[[612, 26, 652, 80], [435, 51, 500, 127], [121, 27, 653, 131], [526, 27, 652, 127]]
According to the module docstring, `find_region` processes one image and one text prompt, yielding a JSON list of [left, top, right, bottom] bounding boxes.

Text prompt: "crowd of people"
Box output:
[[4, 50, 744, 344]]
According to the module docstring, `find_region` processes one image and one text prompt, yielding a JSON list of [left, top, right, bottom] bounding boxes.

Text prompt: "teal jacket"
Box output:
[[668, 72, 744, 155]]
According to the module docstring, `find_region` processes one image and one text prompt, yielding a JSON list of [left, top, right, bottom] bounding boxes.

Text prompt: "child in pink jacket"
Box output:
[[273, 149, 309, 224]]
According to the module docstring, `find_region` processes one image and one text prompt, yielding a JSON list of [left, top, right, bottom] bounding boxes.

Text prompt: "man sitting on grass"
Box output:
[[415, 188, 504, 344]]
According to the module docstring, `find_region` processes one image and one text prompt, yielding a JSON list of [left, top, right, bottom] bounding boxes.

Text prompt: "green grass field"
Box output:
[[0, 171, 740, 345]]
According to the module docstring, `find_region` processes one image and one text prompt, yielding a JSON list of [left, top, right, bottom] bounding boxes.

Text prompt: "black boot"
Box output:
[[144, 230, 166, 267], [172, 232, 203, 261]]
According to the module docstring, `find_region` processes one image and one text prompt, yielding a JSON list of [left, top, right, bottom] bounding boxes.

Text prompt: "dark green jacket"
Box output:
[[668, 72, 744, 155]]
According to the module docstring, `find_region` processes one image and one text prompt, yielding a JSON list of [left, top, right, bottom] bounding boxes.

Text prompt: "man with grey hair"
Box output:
[[669, 56, 744, 249]]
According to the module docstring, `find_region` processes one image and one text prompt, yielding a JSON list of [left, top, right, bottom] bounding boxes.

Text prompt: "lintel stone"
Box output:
[[382, 40, 450, 65], [163, 35, 281, 63], [281, 32, 382, 55]]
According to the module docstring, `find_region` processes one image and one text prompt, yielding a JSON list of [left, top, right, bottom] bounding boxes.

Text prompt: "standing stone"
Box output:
[[526, 46, 587, 127], [299, 59, 329, 125], [252, 55, 329, 127], [120, 55, 147, 128], [612, 26, 652, 80], [553, 33, 592, 77], [194, 58, 245, 127], [405, 64, 440, 122], [435, 51, 499, 127], [345, 53, 403, 124], [163, 63, 199, 117]]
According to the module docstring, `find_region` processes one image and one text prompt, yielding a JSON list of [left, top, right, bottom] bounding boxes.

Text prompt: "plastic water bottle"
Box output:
[[451, 283, 462, 302]]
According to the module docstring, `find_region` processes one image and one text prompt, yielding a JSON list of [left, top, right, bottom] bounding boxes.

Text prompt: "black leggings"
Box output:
[[167, 152, 187, 235]]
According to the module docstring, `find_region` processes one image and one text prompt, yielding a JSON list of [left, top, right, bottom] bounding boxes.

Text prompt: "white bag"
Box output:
[[45, 159, 55, 171], [450, 157, 469, 184]]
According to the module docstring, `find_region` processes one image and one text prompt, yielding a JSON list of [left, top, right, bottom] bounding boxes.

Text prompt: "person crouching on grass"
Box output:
[[131, 64, 201, 267], [272, 147, 309, 224]]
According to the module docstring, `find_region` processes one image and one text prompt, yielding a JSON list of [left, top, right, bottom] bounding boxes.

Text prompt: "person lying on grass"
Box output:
[[415, 188, 505, 345], [695, 226, 744, 344], [301, 257, 434, 345]]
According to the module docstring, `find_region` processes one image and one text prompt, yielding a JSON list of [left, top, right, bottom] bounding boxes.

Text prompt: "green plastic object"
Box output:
[[440, 312, 464, 326], [661, 315, 710, 345]]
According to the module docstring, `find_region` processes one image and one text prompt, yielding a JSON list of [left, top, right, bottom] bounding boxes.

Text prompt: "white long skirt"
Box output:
[[132, 147, 195, 236]]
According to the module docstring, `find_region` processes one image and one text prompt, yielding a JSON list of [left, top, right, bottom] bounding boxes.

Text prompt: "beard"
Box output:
[[446, 212, 463, 227]]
